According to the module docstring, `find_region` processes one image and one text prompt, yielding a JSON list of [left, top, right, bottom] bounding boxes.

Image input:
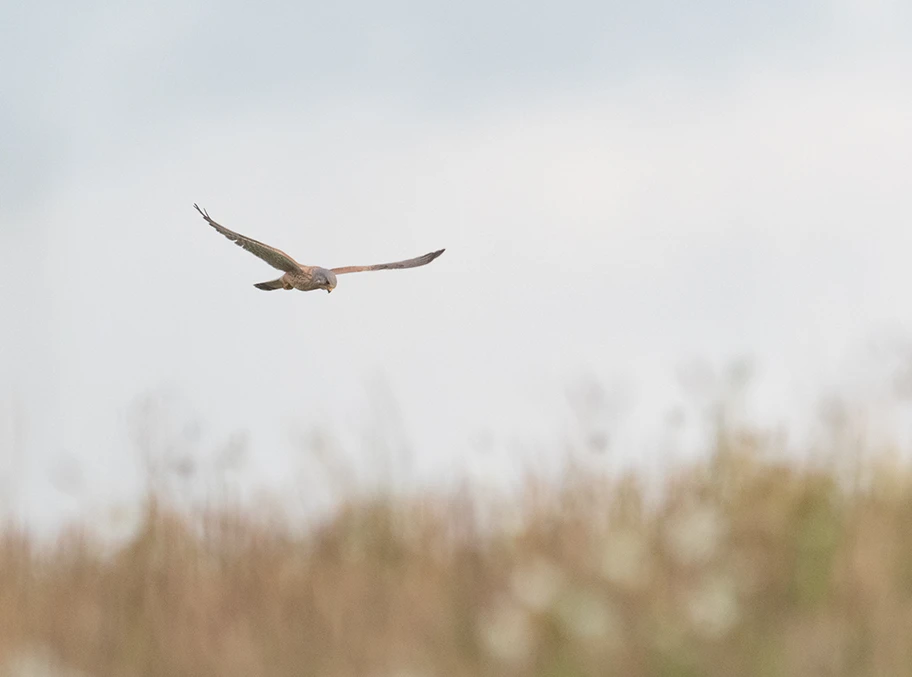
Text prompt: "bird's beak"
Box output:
[[326, 288, 332, 293]]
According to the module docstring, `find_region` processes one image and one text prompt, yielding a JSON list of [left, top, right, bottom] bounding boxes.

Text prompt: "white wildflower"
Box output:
[[1, 645, 88, 677], [601, 528, 651, 590], [686, 574, 740, 639], [478, 598, 534, 664], [555, 591, 621, 646], [665, 503, 723, 566], [510, 557, 565, 611]]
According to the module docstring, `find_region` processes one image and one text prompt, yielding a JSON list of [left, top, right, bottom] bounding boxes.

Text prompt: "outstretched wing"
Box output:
[[193, 204, 302, 273], [331, 249, 445, 275]]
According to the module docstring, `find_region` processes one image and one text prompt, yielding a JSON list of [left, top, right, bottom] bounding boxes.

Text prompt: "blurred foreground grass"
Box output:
[[4, 431, 912, 676]]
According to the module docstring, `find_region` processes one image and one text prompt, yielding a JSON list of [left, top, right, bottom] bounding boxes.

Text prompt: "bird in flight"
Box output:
[[193, 204, 445, 294]]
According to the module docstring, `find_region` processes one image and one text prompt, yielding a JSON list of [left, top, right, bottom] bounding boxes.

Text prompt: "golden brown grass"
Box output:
[[4, 431, 912, 676]]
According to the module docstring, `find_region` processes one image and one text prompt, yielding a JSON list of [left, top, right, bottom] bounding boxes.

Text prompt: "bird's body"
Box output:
[[254, 267, 335, 292], [193, 204, 444, 294]]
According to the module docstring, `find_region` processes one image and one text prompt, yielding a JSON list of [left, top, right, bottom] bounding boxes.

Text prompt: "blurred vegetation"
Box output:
[[4, 417, 912, 677]]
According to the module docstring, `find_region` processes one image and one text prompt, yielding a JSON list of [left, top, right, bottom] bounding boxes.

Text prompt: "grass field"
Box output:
[[3, 421, 912, 676]]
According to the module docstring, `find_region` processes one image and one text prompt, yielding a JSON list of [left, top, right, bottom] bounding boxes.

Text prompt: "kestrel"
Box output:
[[194, 204, 445, 293]]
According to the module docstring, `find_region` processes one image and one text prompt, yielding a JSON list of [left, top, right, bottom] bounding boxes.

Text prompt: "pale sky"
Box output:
[[2, 0, 912, 533]]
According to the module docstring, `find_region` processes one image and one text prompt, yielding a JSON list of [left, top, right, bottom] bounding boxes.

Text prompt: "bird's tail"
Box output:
[[254, 277, 286, 291]]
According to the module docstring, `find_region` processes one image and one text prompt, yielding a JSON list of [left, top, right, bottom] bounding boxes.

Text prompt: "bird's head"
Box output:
[[314, 268, 337, 293]]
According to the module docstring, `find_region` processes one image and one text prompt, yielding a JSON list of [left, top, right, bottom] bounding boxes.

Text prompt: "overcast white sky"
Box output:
[[2, 0, 911, 532]]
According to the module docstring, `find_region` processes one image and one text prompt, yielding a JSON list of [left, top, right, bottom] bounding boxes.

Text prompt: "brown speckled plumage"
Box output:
[[194, 204, 445, 294]]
